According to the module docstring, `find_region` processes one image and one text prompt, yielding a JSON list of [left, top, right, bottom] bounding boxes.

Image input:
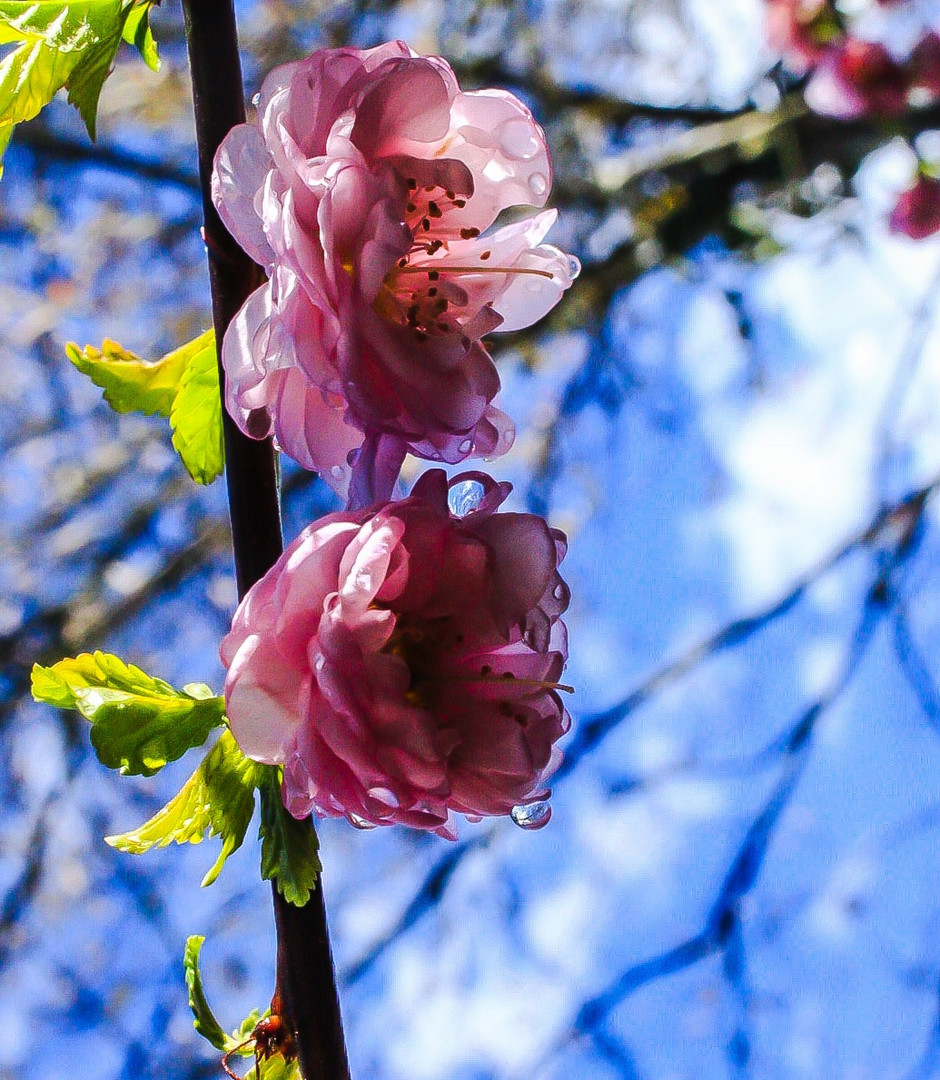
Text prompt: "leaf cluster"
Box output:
[[0, 0, 160, 174], [31, 653, 320, 904]]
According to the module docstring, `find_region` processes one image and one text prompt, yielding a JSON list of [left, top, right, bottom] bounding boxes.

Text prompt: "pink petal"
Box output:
[[224, 633, 307, 763], [212, 124, 276, 268]]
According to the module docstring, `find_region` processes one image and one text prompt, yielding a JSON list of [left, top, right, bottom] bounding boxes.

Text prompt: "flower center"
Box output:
[[382, 613, 573, 713], [374, 178, 556, 345]]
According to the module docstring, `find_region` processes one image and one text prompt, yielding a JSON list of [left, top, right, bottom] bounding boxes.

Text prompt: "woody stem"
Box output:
[[180, 2, 351, 1078]]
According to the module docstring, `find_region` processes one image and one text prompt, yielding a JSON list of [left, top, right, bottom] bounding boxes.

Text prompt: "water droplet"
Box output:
[[366, 786, 399, 808], [553, 582, 566, 600], [251, 92, 261, 107], [567, 255, 581, 280], [448, 478, 486, 516], [330, 464, 346, 480], [511, 800, 552, 830], [529, 173, 548, 198], [458, 437, 473, 455], [499, 118, 542, 161], [349, 813, 377, 830]]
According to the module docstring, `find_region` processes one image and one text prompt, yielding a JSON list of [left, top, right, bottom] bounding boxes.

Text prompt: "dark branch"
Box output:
[[179, 3, 350, 1077]]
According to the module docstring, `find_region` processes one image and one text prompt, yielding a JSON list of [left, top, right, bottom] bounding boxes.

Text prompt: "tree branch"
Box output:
[[179, 2, 350, 1077]]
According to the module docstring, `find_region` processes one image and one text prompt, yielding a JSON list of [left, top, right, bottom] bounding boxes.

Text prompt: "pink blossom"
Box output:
[[766, 0, 843, 72], [805, 38, 909, 117], [221, 470, 570, 837], [908, 33, 940, 100], [889, 172, 940, 240], [212, 42, 578, 497]]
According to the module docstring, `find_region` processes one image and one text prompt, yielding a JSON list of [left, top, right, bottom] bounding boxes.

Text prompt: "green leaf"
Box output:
[[259, 771, 321, 907], [31, 652, 226, 776], [121, 1, 159, 71], [106, 730, 262, 886], [65, 338, 189, 416], [186, 938, 301, 1077], [255, 1055, 302, 1080], [169, 331, 225, 485], [184, 936, 231, 1052], [65, 31, 119, 136], [0, 0, 160, 158], [0, 124, 11, 177], [67, 330, 224, 485]]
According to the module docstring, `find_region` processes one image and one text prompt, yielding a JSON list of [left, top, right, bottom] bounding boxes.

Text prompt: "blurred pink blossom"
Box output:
[[766, 0, 843, 72], [212, 42, 578, 497], [805, 38, 909, 117], [890, 172, 940, 240], [221, 470, 570, 838], [909, 33, 940, 100]]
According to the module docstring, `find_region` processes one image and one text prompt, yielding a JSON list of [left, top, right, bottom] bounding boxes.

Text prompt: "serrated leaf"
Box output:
[[259, 771, 321, 906], [184, 936, 232, 1052], [121, 0, 158, 71], [31, 652, 226, 776], [65, 32, 118, 136], [66, 330, 224, 485], [66, 338, 189, 416], [169, 330, 225, 485], [0, 0, 159, 166], [106, 730, 262, 886]]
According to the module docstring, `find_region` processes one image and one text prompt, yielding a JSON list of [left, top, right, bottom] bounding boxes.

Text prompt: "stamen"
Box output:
[[395, 265, 555, 280], [437, 673, 575, 693]]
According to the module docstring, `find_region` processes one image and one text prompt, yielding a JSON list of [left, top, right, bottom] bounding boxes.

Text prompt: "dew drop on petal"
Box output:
[[567, 255, 581, 280], [499, 118, 542, 161], [529, 173, 548, 198], [251, 92, 261, 107], [511, 800, 552, 830], [349, 813, 378, 830], [448, 478, 486, 516], [458, 437, 473, 455], [331, 465, 346, 480], [367, 786, 400, 808]]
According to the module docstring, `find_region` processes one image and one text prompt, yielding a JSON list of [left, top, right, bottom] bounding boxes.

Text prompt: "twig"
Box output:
[[525, 481, 929, 1080], [342, 473, 940, 986]]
